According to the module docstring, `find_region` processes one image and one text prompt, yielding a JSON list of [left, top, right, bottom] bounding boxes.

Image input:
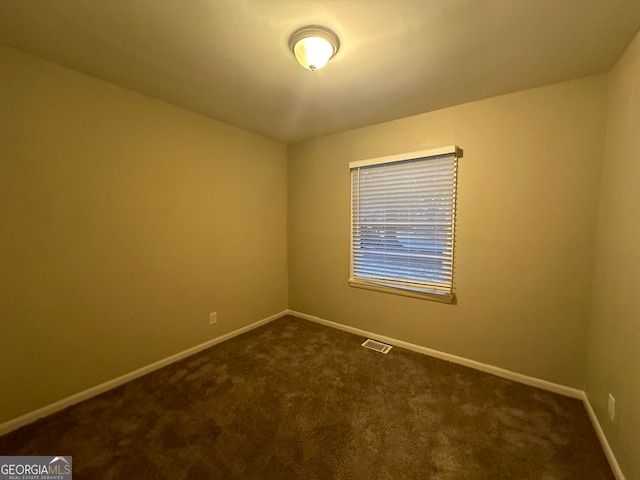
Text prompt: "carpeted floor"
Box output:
[[0, 315, 613, 479]]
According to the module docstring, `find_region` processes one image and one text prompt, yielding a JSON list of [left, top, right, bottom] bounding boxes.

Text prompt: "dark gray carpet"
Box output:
[[0, 315, 613, 479]]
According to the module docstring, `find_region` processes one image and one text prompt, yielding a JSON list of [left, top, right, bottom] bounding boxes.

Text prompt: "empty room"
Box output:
[[1, 1, 639, 479]]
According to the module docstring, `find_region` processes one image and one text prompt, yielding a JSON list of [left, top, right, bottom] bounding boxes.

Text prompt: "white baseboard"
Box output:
[[582, 392, 626, 480], [286, 310, 582, 398], [0, 310, 287, 436]]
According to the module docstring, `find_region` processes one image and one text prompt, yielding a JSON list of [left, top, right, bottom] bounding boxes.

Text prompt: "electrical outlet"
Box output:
[[209, 312, 217, 326], [607, 393, 615, 422]]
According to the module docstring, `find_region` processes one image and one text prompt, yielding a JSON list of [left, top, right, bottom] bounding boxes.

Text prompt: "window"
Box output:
[[349, 145, 461, 303]]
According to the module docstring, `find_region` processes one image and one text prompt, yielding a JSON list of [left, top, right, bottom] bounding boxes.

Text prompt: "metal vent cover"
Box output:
[[361, 339, 392, 354]]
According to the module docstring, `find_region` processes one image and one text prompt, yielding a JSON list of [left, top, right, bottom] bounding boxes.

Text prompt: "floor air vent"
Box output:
[[361, 339, 392, 354]]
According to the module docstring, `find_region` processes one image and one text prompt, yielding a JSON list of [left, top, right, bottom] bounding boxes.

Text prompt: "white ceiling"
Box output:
[[1, 1, 640, 143]]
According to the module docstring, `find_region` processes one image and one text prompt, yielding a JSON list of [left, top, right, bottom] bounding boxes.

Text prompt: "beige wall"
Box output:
[[288, 76, 607, 388], [586, 31, 640, 480], [0, 45, 288, 424]]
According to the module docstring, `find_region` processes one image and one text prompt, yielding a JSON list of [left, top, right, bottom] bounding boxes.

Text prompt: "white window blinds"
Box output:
[[350, 146, 461, 301]]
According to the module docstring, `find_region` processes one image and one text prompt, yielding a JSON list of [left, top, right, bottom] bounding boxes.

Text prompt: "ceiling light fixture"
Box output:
[[289, 26, 339, 71]]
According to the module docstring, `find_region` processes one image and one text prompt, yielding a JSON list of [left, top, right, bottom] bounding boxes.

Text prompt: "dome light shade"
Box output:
[[289, 26, 339, 71]]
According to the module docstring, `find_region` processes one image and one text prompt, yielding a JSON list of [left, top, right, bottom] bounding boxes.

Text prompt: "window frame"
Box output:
[[349, 145, 462, 304]]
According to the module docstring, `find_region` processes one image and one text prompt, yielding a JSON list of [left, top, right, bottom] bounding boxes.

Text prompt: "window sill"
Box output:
[[349, 279, 455, 304]]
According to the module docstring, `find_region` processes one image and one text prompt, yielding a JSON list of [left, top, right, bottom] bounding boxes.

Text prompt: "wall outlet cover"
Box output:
[[607, 393, 615, 422]]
